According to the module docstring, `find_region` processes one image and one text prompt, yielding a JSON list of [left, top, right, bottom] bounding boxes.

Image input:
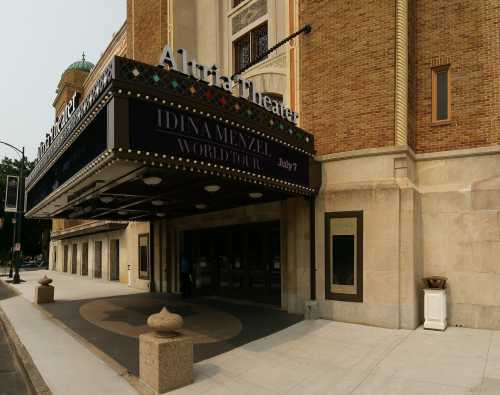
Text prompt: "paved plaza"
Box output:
[[1, 270, 500, 394]]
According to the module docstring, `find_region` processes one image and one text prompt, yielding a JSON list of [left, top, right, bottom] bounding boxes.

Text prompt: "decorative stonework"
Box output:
[[38, 275, 53, 286], [147, 307, 183, 337], [232, 0, 267, 35]]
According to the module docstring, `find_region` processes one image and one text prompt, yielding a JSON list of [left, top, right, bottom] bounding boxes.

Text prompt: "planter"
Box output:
[[424, 288, 447, 330]]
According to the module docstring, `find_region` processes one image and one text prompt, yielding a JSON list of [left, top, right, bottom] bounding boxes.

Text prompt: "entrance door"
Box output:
[[71, 244, 77, 274], [110, 240, 120, 281], [82, 243, 89, 276], [184, 221, 281, 305], [94, 241, 102, 278], [63, 245, 68, 272]]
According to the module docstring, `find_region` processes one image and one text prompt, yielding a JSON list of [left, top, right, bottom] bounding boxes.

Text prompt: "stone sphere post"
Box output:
[[35, 275, 54, 304], [139, 307, 193, 393]]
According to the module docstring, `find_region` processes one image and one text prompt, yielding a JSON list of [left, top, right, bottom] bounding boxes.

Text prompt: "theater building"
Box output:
[[30, 0, 500, 330]]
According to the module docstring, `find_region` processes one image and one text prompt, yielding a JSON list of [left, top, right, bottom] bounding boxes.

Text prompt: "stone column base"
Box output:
[[35, 285, 54, 304], [304, 300, 320, 320], [139, 332, 193, 394]]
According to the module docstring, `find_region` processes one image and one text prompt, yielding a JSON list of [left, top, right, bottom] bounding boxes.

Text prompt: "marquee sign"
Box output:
[[25, 52, 320, 219], [158, 45, 299, 124], [130, 100, 309, 187]]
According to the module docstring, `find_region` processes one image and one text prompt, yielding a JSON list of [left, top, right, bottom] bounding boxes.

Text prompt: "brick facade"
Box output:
[[127, 0, 169, 65], [300, 0, 499, 156], [299, 0, 396, 156], [415, 0, 500, 153]]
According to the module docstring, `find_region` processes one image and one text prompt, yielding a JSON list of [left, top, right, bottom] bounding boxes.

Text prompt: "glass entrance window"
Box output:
[[63, 245, 68, 272], [110, 239, 120, 281], [81, 242, 88, 276], [183, 221, 281, 305], [138, 234, 149, 280], [94, 241, 102, 279], [71, 244, 77, 274]]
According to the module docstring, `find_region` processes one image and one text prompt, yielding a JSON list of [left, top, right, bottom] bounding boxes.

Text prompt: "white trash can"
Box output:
[[423, 276, 447, 331]]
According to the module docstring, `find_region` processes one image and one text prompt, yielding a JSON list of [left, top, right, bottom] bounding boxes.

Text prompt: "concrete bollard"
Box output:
[[139, 307, 193, 394], [35, 275, 54, 304]]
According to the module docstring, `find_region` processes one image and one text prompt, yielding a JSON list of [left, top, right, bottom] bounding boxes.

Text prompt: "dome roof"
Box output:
[[65, 53, 94, 73]]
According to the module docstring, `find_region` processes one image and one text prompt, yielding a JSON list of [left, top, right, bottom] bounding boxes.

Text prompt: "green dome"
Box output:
[[65, 53, 94, 73]]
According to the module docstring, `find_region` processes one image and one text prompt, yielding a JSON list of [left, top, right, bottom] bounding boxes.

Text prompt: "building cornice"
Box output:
[[316, 145, 416, 162]]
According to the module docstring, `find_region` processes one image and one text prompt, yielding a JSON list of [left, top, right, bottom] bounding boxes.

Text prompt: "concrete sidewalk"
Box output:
[[0, 272, 140, 395], [174, 320, 500, 395], [2, 269, 500, 394]]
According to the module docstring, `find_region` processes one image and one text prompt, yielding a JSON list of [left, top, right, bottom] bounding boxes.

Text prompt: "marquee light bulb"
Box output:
[[204, 185, 220, 193], [249, 192, 263, 199], [100, 196, 114, 204], [143, 176, 162, 186]]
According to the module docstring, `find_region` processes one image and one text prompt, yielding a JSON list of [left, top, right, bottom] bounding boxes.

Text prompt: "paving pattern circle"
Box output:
[[79, 295, 242, 344]]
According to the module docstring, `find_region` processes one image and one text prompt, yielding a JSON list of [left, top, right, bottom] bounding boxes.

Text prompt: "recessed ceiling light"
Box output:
[[204, 185, 220, 193], [195, 204, 207, 210], [151, 199, 165, 206], [156, 212, 166, 217], [118, 210, 127, 215], [100, 196, 114, 204], [143, 176, 162, 186], [249, 192, 263, 199]]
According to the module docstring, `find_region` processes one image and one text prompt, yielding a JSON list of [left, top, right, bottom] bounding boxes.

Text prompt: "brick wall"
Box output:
[[127, 0, 169, 65], [415, 0, 500, 153], [299, 0, 396, 156]]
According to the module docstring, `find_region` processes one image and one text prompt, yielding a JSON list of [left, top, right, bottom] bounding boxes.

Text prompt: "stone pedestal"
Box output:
[[304, 300, 320, 320], [35, 285, 54, 304], [139, 333, 193, 394]]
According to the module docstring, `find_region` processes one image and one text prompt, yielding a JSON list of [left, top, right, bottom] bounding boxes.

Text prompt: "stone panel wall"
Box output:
[[415, 0, 500, 153], [299, 0, 396, 155], [418, 152, 500, 328]]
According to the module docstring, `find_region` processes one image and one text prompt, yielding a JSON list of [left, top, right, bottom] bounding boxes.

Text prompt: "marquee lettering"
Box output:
[[158, 45, 299, 125]]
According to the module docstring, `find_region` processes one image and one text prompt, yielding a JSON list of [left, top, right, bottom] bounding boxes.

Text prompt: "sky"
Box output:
[[0, 1, 126, 161]]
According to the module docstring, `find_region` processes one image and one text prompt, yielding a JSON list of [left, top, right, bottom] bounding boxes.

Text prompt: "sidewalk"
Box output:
[[2, 270, 500, 394], [0, 272, 141, 395], [0, 281, 31, 395]]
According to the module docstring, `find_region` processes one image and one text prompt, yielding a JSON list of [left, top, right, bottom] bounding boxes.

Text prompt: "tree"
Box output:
[[0, 156, 50, 262]]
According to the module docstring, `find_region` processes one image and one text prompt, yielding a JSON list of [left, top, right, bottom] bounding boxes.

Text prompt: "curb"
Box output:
[[0, 304, 52, 395]]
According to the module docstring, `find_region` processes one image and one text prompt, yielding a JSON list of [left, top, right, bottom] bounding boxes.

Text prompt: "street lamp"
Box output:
[[1, 140, 25, 284]]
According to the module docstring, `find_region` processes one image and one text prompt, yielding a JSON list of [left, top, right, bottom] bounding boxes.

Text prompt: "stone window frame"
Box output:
[[233, 21, 269, 74], [138, 233, 150, 280], [324, 211, 364, 303], [228, 0, 271, 76], [431, 64, 452, 125]]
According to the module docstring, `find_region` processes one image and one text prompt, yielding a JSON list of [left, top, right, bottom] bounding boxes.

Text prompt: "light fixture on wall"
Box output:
[[118, 210, 127, 216], [100, 196, 114, 204], [249, 192, 263, 199], [195, 204, 207, 210], [204, 185, 220, 193], [142, 176, 162, 186], [151, 199, 165, 206], [156, 212, 166, 218]]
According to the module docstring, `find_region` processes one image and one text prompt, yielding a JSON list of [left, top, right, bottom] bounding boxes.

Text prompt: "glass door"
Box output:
[[110, 240, 120, 281]]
